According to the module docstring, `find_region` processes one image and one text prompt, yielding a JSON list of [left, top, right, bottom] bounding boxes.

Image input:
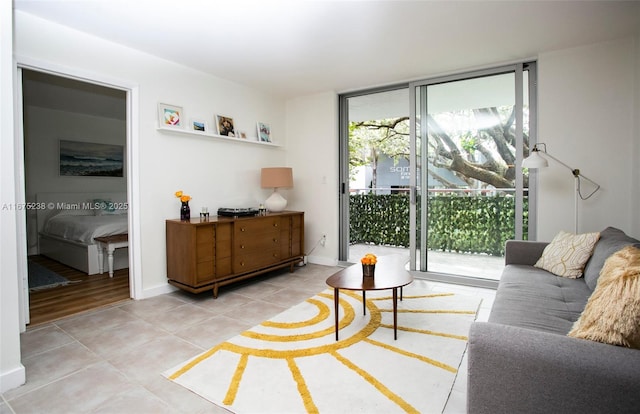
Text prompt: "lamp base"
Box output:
[[265, 190, 287, 212]]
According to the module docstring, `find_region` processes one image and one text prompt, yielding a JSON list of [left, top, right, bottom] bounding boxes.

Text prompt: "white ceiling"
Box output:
[[14, 0, 640, 99]]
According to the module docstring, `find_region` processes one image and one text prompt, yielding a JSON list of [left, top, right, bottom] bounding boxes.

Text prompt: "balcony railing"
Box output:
[[349, 188, 527, 257]]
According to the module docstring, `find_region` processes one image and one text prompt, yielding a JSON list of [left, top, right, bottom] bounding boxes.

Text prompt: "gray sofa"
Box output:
[[467, 227, 640, 414]]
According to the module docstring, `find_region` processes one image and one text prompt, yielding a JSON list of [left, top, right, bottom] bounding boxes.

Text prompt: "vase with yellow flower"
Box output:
[[175, 191, 192, 221], [361, 253, 377, 278]]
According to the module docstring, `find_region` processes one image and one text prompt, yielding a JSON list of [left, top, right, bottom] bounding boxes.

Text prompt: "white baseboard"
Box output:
[[139, 282, 178, 299], [0, 364, 26, 393], [306, 255, 338, 267]]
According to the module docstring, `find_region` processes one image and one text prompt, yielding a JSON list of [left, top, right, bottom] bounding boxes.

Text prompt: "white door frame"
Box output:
[[13, 55, 142, 330]]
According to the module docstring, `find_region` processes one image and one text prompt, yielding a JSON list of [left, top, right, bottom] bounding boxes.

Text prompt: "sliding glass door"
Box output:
[[339, 86, 410, 263], [339, 62, 536, 285], [410, 63, 536, 282]]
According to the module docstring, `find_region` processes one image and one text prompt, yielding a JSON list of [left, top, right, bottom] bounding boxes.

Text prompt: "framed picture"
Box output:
[[216, 115, 235, 137], [158, 103, 183, 129], [257, 122, 271, 142], [238, 131, 247, 139], [59, 139, 124, 177], [191, 119, 206, 132]]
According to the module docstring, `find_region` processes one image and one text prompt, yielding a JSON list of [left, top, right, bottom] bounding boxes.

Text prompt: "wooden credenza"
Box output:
[[166, 211, 304, 297]]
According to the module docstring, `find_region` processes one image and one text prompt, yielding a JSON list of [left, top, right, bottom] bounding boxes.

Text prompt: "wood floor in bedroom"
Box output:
[[28, 255, 131, 326]]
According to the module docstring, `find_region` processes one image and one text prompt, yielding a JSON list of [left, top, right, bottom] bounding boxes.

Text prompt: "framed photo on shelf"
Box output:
[[238, 131, 247, 139], [191, 119, 207, 132], [257, 122, 271, 142], [158, 103, 183, 129], [216, 115, 235, 137]]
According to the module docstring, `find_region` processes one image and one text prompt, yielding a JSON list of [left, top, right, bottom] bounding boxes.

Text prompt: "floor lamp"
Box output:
[[522, 143, 600, 234]]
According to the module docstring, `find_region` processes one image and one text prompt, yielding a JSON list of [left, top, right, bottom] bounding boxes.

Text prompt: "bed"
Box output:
[[36, 192, 129, 275]]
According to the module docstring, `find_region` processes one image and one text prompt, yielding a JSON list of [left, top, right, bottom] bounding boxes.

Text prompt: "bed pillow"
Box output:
[[534, 230, 600, 278], [568, 245, 640, 349], [583, 227, 640, 290], [50, 208, 94, 217]]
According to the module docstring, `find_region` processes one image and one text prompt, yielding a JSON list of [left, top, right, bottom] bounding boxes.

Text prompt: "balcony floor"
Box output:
[[348, 244, 504, 281]]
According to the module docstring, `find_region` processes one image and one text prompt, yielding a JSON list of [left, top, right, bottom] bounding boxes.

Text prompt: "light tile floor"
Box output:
[[1, 263, 495, 414]]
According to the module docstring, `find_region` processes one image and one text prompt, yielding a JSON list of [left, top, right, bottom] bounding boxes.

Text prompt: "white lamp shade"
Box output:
[[264, 189, 287, 212], [522, 151, 549, 169]]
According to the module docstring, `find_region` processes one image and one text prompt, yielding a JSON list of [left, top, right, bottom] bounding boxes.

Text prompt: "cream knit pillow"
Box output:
[[568, 245, 640, 349], [534, 231, 600, 278]]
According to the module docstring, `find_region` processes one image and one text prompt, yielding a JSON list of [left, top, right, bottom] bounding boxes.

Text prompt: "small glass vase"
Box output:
[[180, 201, 190, 221], [362, 264, 375, 278]]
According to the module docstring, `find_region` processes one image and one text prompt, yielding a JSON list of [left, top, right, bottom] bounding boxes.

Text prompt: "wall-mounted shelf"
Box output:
[[157, 125, 281, 147]]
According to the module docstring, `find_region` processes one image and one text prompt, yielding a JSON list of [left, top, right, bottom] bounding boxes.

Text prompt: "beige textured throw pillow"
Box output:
[[568, 245, 640, 349], [534, 231, 600, 278]]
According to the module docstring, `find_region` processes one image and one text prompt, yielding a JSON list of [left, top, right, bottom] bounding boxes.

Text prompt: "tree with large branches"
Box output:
[[349, 106, 529, 190]]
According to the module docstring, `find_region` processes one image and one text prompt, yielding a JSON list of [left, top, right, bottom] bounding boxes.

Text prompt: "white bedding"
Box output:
[[42, 214, 128, 244]]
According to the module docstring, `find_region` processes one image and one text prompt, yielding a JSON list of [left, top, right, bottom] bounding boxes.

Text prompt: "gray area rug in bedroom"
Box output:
[[28, 260, 74, 291]]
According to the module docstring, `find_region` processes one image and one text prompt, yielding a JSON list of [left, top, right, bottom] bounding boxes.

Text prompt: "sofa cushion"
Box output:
[[583, 227, 640, 290], [489, 265, 592, 335], [568, 245, 640, 349], [534, 231, 600, 278]]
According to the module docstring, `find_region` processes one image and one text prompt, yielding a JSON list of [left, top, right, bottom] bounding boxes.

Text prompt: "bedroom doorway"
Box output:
[[20, 68, 133, 325]]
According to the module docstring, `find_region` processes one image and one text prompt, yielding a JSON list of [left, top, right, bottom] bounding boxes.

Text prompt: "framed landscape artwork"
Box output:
[[257, 122, 271, 142], [191, 119, 206, 132], [158, 103, 183, 129], [59, 139, 124, 177], [216, 115, 235, 136]]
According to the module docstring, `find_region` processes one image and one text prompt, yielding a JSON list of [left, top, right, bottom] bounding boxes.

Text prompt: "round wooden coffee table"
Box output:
[[326, 255, 413, 340]]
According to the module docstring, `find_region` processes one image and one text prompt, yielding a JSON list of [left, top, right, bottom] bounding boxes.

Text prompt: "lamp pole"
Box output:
[[523, 144, 600, 234]]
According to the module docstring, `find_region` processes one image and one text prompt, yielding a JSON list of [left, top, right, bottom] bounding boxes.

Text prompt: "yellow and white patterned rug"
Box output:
[[164, 282, 482, 413]]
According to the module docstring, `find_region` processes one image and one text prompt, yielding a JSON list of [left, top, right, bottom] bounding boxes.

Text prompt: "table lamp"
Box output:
[[261, 167, 293, 212]]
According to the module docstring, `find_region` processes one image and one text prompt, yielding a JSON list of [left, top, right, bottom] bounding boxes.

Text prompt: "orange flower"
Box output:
[[175, 190, 192, 203], [360, 253, 377, 265]]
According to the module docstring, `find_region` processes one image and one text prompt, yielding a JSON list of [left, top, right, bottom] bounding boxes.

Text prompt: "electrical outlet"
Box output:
[[320, 234, 326, 247]]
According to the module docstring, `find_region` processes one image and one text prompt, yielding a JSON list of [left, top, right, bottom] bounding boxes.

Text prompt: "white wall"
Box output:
[[537, 37, 639, 241], [14, 11, 289, 296], [24, 107, 127, 197], [1, 0, 26, 393], [286, 92, 339, 266]]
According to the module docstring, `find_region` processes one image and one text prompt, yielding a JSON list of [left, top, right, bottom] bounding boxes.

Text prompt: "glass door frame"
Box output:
[[338, 62, 537, 287], [408, 62, 537, 287], [338, 83, 409, 264]]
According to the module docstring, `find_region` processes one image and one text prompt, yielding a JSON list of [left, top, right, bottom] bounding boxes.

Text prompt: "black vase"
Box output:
[[180, 201, 190, 221]]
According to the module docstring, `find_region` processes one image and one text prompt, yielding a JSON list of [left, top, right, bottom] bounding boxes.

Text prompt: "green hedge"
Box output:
[[349, 194, 528, 256]]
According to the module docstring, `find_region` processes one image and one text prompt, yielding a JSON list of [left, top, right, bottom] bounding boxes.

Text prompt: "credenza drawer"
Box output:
[[235, 232, 280, 251], [196, 260, 214, 284], [216, 256, 232, 277], [195, 226, 213, 244], [234, 217, 282, 235], [234, 249, 281, 272]]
